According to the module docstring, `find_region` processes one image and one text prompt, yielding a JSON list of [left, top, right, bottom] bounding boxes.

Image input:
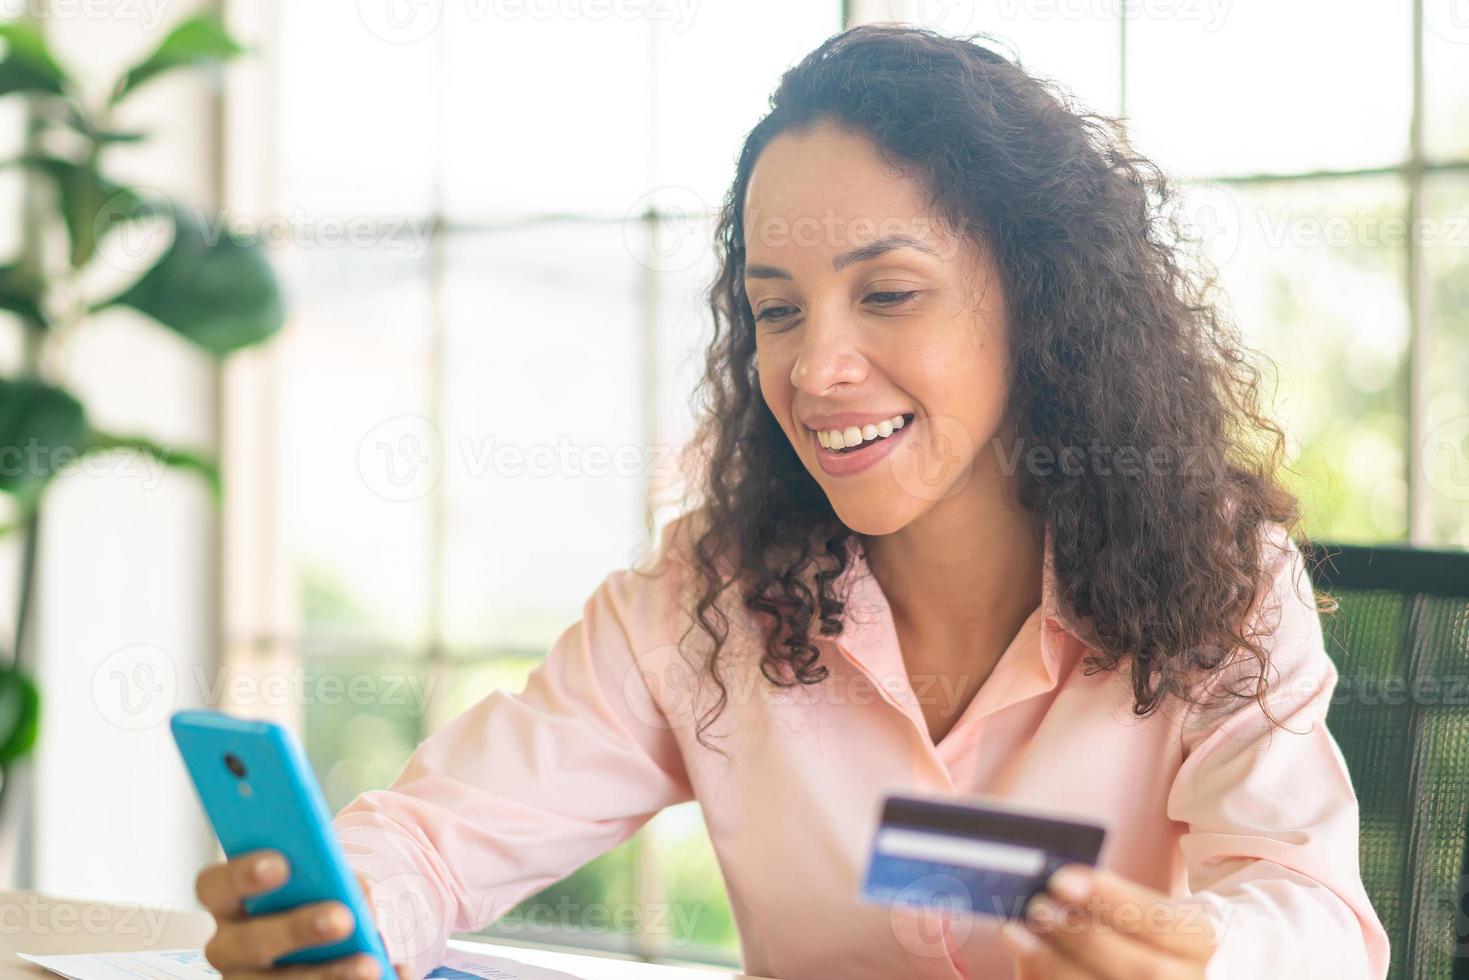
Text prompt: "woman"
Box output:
[[193, 24, 1388, 980]]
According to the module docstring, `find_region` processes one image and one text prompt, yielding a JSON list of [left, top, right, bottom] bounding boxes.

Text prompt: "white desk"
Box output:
[[0, 891, 772, 980]]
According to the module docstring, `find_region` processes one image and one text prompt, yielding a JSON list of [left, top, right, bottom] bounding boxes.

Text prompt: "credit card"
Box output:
[[858, 792, 1107, 920]]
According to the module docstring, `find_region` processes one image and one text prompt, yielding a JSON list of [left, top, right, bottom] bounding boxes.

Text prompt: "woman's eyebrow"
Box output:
[[744, 234, 940, 281]]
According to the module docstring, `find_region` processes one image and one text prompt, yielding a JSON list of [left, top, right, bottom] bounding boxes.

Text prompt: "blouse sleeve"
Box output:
[[1167, 529, 1391, 979], [330, 538, 695, 979]]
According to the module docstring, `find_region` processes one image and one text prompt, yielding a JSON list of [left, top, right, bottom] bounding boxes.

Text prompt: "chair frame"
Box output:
[[1305, 541, 1469, 979]]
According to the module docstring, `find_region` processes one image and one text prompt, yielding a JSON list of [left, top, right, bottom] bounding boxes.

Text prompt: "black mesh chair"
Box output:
[[1306, 542, 1469, 979]]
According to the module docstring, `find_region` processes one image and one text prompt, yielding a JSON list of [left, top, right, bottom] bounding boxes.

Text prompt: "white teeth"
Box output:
[[813, 414, 910, 452]]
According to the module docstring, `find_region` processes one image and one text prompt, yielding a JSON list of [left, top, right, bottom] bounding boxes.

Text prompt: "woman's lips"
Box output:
[[811, 418, 912, 477]]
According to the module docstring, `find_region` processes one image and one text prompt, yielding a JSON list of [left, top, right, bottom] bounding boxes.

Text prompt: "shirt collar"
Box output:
[[829, 521, 1090, 717]]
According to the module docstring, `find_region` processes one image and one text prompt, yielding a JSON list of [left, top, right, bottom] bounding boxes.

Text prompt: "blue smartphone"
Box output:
[[170, 710, 396, 977]]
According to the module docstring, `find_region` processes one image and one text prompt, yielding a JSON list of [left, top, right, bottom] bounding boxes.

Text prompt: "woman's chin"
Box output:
[[828, 496, 920, 537]]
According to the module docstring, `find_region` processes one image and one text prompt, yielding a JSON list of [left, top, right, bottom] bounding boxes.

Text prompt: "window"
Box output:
[[226, 0, 841, 967], [902, 0, 1468, 547]]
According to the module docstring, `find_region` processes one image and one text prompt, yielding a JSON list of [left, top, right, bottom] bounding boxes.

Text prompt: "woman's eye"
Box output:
[[866, 290, 918, 307], [755, 305, 798, 323], [755, 291, 916, 324]]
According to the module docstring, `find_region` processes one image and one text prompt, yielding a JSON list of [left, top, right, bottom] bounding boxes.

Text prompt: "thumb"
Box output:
[[1011, 955, 1040, 980]]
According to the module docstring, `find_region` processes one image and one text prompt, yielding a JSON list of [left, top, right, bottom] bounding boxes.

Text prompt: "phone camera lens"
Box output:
[[224, 753, 247, 778]]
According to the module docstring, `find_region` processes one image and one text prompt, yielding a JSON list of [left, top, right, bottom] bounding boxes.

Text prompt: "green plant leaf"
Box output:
[[0, 264, 46, 329], [0, 377, 88, 496], [93, 129, 147, 145], [86, 429, 220, 502], [32, 157, 145, 268], [112, 14, 244, 104], [0, 21, 69, 98], [102, 211, 284, 355], [0, 666, 39, 766]]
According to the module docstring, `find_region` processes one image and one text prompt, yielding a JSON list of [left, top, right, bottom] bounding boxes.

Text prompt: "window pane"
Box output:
[[439, 223, 648, 653], [441, 10, 654, 218], [650, 212, 717, 525], [279, 7, 438, 215], [1423, 174, 1469, 547], [476, 840, 645, 954], [1424, 10, 1469, 162], [1127, 0, 1411, 177], [303, 654, 435, 811], [278, 245, 437, 649], [652, 1, 843, 208], [896, 2, 1120, 115], [433, 657, 543, 718], [1189, 176, 1410, 541], [643, 803, 739, 964]]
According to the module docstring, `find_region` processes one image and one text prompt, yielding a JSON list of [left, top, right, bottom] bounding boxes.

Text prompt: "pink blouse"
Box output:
[[333, 515, 1390, 980]]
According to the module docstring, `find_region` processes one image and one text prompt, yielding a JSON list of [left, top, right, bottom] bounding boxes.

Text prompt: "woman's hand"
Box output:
[[1000, 864, 1219, 979], [195, 849, 412, 980]]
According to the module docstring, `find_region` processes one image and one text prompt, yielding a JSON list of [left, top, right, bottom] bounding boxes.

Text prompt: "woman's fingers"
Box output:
[[204, 899, 356, 971], [194, 855, 407, 980], [197, 851, 290, 919], [1043, 865, 1218, 959], [1023, 897, 1197, 980], [1001, 922, 1098, 980]]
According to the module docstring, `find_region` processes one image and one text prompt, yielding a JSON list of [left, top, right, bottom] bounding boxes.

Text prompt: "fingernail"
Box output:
[[1027, 898, 1057, 928], [1049, 866, 1089, 902], [253, 854, 285, 882], [1001, 922, 1041, 953], [319, 906, 351, 935]]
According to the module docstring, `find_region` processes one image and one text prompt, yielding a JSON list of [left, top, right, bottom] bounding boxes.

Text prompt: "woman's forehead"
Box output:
[[743, 124, 929, 229]]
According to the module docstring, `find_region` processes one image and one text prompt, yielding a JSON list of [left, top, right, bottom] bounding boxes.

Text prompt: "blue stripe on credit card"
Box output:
[[859, 793, 1106, 920]]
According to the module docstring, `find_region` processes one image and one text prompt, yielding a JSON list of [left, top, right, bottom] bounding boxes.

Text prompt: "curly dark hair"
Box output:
[[676, 23, 1302, 744]]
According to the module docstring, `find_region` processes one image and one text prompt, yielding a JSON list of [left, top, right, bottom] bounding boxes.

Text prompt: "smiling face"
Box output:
[[744, 120, 1015, 537]]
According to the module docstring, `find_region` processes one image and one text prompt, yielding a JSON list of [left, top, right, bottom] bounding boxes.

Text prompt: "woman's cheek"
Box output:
[[756, 355, 798, 439]]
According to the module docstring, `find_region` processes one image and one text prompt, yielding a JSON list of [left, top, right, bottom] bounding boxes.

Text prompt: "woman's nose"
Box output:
[[790, 310, 867, 395]]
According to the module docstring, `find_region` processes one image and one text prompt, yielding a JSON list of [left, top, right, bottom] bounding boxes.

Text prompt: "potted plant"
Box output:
[[0, 12, 283, 840]]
